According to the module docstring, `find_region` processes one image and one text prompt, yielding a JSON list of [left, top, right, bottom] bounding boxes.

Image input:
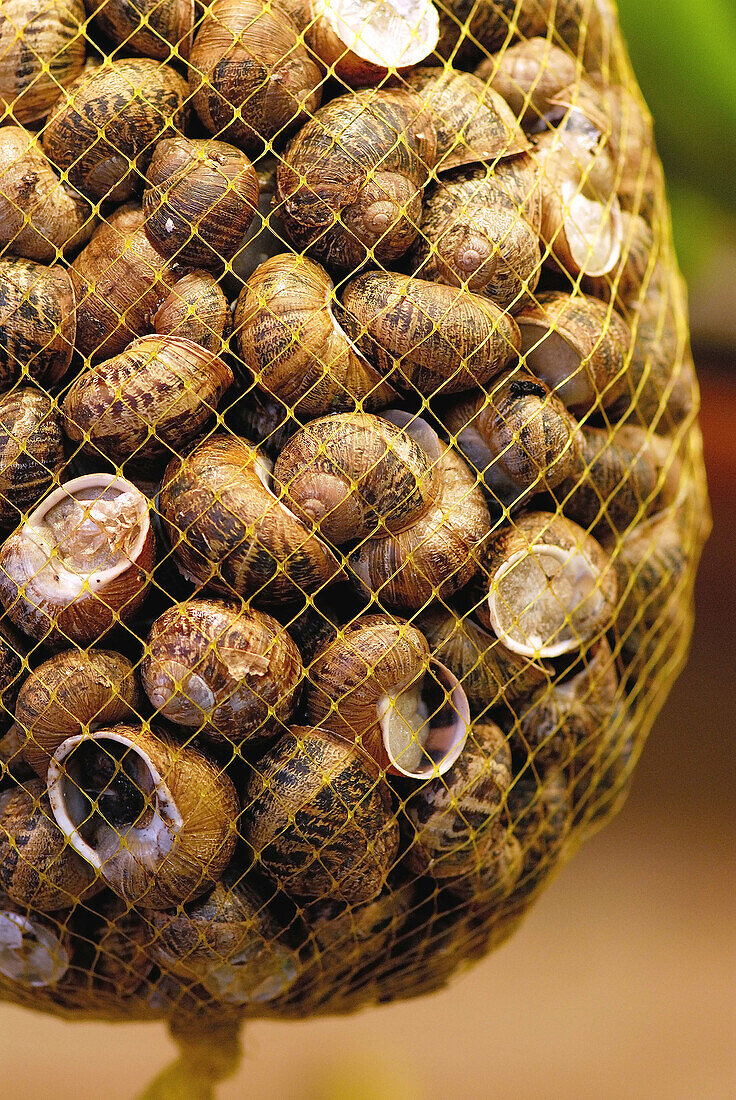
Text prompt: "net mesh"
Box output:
[[0, 0, 710, 1068]]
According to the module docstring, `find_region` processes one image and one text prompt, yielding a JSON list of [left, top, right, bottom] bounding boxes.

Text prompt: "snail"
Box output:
[[0, 259, 76, 391], [70, 895, 154, 1001], [476, 38, 579, 127], [143, 137, 259, 269], [272, 411, 441, 545], [597, 83, 657, 219], [159, 433, 339, 605], [0, 0, 86, 124], [0, 621, 24, 733], [276, 89, 436, 271], [445, 826, 523, 905], [86, 0, 194, 61], [0, 725, 32, 780], [403, 66, 529, 171], [436, 0, 596, 64], [0, 779, 103, 912], [481, 511, 617, 660], [516, 291, 631, 415], [61, 335, 233, 472], [70, 204, 188, 361], [47, 722, 240, 909], [240, 725, 400, 905], [571, 704, 635, 834], [439, 370, 581, 504], [234, 254, 398, 419], [0, 388, 64, 531], [0, 473, 155, 647], [349, 432, 491, 611], [42, 57, 188, 202], [14, 648, 140, 778], [141, 598, 303, 746], [307, 0, 438, 85], [0, 904, 71, 987], [403, 719, 512, 885], [0, 128, 94, 263], [415, 604, 550, 715], [189, 0, 322, 153], [341, 272, 521, 397], [142, 874, 300, 1005], [505, 766, 572, 906], [583, 212, 655, 312], [304, 614, 470, 780], [152, 272, 232, 353], [408, 168, 542, 308]]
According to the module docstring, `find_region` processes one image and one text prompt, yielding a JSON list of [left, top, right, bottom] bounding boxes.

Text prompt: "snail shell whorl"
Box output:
[[0, 260, 76, 391], [0, 389, 64, 530], [153, 272, 232, 353], [477, 37, 579, 125]]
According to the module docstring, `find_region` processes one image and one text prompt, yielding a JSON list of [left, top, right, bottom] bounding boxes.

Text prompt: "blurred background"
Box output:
[[0, 2, 734, 1097]]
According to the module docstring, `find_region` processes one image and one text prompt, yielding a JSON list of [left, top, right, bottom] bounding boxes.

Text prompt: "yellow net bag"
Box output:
[[0, 0, 711, 1092]]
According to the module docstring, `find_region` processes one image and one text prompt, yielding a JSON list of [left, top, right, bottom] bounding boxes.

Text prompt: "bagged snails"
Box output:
[[0, 0, 710, 1094]]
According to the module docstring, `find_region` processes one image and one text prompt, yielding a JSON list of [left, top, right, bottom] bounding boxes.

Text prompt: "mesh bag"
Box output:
[[0, 0, 711, 1093]]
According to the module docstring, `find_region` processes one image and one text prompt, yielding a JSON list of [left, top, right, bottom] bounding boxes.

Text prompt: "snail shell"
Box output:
[[0, 473, 155, 647], [404, 66, 529, 171], [436, 0, 596, 63], [160, 433, 339, 605], [0, 779, 103, 911], [153, 272, 232, 353], [272, 412, 440, 545], [75, 895, 155, 1001], [14, 648, 140, 778], [143, 137, 259, 269], [0, 388, 64, 530], [341, 272, 521, 397], [141, 598, 303, 745], [304, 614, 470, 780], [189, 0, 322, 152], [516, 291, 631, 415], [446, 827, 523, 905], [597, 83, 656, 218], [276, 89, 437, 271], [0, 622, 24, 737], [240, 725, 399, 905], [0, 0, 85, 124], [307, 0, 438, 85], [0, 904, 71, 987], [142, 875, 300, 1004], [234, 254, 398, 419], [62, 335, 233, 472], [42, 57, 188, 202], [477, 37, 579, 127], [86, 0, 194, 61], [482, 511, 617, 660], [506, 767, 572, 906], [440, 370, 581, 503], [47, 722, 240, 909], [349, 441, 491, 611], [583, 212, 655, 312], [0, 259, 76, 391]]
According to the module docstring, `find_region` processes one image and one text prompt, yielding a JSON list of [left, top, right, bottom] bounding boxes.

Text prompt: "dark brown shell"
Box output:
[[87, 0, 194, 61], [341, 272, 520, 397], [276, 89, 437, 271], [143, 137, 259, 268], [14, 648, 141, 778], [0, 623, 24, 733], [153, 272, 232, 353], [42, 57, 188, 202], [240, 726, 400, 905], [141, 597, 303, 744], [0, 260, 76, 391], [0, 0, 85, 125], [62, 335, 233, 471], [234, 254, 398, 418], [0, 388, 64, 530], [505, 766, 572, 907], [189, 0, 322, 152], [477, 37, 578, 126], [159, 433, 339, 605]]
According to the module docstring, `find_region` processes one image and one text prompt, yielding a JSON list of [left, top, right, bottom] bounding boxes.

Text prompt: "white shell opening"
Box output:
[[0, 911, 69, 987], [382, 409, 443, 464], [561, 179, 623, 278], [377, 658, 470, 779], [203, 950, 299, 1005], [518, 323, 589, 411], [317, 0, 439, 69], [488, 545, 603, 658]]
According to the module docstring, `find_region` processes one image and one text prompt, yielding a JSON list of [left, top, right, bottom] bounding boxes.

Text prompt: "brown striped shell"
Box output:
[[0, 388, 64, 530], [0, 260, 76, 391], [159, 433, 339, 605], [14, 648, 141, 778], [505, 767, 572, 907], [153, 272, 232, 353], [0, 623, 24, 733], [141, 598, 303, 745], [276, 89, 437, 271], [234, 254, 398, 419], [476, 37, 579, 126], [42, 57, 188, 202], [86, 0, 194, 61], [61, 335, 233, 471], [240, 725, 399, 904], [0, 0, 86, 124]]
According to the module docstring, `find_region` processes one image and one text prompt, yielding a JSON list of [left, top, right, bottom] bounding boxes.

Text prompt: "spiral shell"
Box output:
[[234, 254, 398, 418], [0, 260, 76, 391], [240, 726, 399, 905], [153, 272, 232, 353], [477, 37, 579, 126], [62, 335, 233, 471], [0, 0, 86, 124], [141, 598, 303, 745], [0, 904, 71, 987], [14, 648, 140, 778], [86, 0, 194, 61], [584, 212, 655, 312], [0, 388, 64, 530], [48, 722, 239, 909]]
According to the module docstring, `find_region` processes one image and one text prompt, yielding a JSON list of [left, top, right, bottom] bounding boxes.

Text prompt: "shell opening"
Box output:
[[203, 949, 298, 1005], [488, 546, 602, 658], [318, 0, 439, 69], [0, 911, 69, 987], [377, 658, 470, 779], [518, 325, 588, 410], [561, 180, 622, 278], [382, 410, 442, 464]]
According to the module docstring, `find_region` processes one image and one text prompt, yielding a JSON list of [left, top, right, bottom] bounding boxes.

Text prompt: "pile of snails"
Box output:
[[0, 0, 707, 1024]]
